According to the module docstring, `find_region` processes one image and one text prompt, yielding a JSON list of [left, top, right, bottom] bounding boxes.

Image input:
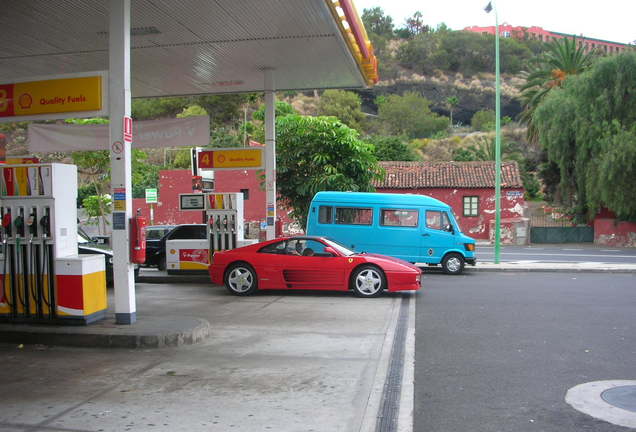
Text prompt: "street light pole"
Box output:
[[494, 4, 501, 264], [485, 1, 502, 263]]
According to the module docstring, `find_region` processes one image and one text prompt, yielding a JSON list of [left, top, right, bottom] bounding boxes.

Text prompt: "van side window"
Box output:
[[426, 211, 450, 231], [335, 207, 373, 225], [318, 206, 333, 224], [381, 209, 418, 227]]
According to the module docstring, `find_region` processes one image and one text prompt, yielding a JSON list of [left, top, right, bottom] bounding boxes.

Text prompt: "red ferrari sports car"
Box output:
[[209, 236, 421, 297]]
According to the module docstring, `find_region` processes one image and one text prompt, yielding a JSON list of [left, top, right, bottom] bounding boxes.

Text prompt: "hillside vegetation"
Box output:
[[2, 8, 634, 222]]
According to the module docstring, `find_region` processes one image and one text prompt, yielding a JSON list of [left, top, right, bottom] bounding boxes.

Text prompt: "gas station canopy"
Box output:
[[0, 0, 379, 325], [0, 0, 378, 96]]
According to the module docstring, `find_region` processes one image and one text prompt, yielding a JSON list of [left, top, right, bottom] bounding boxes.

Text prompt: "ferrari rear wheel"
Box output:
[[224, 263, 258, 296], [351, 265, 386, 298]]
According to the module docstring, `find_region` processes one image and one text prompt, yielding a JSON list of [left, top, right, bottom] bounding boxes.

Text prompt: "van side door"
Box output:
[[421, 210, 456, 264], [377, 208, 420, 262]]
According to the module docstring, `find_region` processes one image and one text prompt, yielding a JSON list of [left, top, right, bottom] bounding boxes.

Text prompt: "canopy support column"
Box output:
[[109, 0, 136, 324], [264, 69, 277, 240]]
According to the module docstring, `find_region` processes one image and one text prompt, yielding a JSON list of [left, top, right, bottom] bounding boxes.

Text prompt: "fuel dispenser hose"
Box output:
[[1, 242, 14, 308]]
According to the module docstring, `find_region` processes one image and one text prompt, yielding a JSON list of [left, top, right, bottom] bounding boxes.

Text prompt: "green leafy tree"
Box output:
[[519, 37, 595, 143], [471, 109, 496, 131], [252, 100, 297, 121], [317, 90, 366, 132], [396, 30, 534, 76], [377, 92, 448, 139], [177, 104, 207, 118], [245, 101, 298, 144], [82, 195, 112, 235], [361, 7, 394, 39], [365, 135, 418, 161], [534, 52, 636, 220], [276, 115, 383, 226], [132, 97, 189, 120]]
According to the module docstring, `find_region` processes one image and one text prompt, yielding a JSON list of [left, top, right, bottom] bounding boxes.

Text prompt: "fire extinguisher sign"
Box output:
[[123, 116, 133, 143]]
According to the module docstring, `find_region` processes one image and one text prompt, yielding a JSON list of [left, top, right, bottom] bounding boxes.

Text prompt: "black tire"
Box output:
[[442, 253, 465, 275], [157, 255, 166, 271], [350, 265, 386, 298], [224, 263, 258, 296]]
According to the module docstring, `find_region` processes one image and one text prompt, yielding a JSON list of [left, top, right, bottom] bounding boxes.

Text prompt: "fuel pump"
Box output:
[[169, 192, 254, 273], [205, 193, 245, 253], [0, 163, 107, 324]]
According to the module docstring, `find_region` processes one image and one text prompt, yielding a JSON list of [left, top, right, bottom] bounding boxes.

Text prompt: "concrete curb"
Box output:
[[359, 295, 402, 432], [0, 315, 211, 349], [466, 263, 636, 273]]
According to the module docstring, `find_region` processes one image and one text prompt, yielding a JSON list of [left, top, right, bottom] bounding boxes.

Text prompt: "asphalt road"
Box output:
[[415, 271, 636, 432], [477, 245, 636, 264]]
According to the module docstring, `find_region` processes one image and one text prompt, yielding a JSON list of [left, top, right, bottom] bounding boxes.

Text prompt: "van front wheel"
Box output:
[[442, 253, 464, 275]]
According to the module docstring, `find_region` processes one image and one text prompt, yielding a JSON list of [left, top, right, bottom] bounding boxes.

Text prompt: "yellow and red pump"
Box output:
[[0, 162, 107, 324]]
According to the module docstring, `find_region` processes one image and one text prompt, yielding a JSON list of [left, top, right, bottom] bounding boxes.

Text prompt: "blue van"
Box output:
[[306, 191, 476, 274]]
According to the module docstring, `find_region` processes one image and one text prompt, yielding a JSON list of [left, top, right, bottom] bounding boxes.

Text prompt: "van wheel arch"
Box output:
[[441, 252, 465, 275]]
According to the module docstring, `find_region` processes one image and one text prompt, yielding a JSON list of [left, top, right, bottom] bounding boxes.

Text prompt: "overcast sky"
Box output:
[[354, 0, 636, 44]]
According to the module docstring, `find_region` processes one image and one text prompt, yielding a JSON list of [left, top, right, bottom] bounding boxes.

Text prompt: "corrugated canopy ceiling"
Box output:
[[0, 0, 375, 97]]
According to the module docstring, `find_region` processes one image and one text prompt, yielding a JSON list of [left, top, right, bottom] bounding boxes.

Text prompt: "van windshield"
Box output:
[[323, 238, 355, 256], [448, 211, 462, 233]]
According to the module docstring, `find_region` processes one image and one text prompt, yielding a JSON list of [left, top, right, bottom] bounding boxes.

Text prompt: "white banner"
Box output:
[[27, 115, 210, 152]]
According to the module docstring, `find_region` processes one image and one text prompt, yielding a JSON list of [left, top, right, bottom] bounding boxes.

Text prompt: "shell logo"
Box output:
[[217, 154, 226, 164], [18, 93, 32, 109]]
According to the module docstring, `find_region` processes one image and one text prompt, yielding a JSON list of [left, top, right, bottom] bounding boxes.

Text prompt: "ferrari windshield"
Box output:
[[323, 238, 355, 256]]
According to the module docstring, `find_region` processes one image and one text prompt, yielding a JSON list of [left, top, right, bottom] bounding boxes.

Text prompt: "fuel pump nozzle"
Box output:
[[27, 211, 37, 239], [2, 212, 12, 239], [14, 213, 25, 238], [39, 211, 50, 238]]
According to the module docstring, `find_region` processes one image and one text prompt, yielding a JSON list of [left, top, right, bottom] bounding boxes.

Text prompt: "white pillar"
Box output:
[[264, 70, 277, 240], [109, 0, 136, 324]]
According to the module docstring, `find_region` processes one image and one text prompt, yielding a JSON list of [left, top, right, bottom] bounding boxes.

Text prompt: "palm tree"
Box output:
[[446, 96, 459, 128], [519, 37, 595, 143]]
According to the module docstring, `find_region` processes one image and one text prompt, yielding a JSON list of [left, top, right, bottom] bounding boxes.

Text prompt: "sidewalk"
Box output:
[[0, 281, 415, 432], [469, 261, 636, 273]]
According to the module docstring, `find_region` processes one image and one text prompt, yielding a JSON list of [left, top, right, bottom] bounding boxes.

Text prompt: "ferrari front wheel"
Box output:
[[224, 263, 258, 296], [351, 265, 385, 298]]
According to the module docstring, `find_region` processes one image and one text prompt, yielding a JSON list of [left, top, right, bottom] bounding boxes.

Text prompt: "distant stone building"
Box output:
[[374, 161, 526, 241], [463, 24, 632, 55]]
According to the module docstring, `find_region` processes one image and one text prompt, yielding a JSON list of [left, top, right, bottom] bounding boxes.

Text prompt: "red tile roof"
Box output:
[[375, 161, 523, 189]]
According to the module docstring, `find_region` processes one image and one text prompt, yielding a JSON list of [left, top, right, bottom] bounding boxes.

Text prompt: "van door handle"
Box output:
[[421, 233, 430, 237]]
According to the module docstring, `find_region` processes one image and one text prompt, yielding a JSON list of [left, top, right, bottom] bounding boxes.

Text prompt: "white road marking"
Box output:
[[601, 249, 621, 252], [562, 248, 583, 251]]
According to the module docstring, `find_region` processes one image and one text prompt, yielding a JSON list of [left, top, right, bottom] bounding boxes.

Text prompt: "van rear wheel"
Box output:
[[442, 253, 464, 275]]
